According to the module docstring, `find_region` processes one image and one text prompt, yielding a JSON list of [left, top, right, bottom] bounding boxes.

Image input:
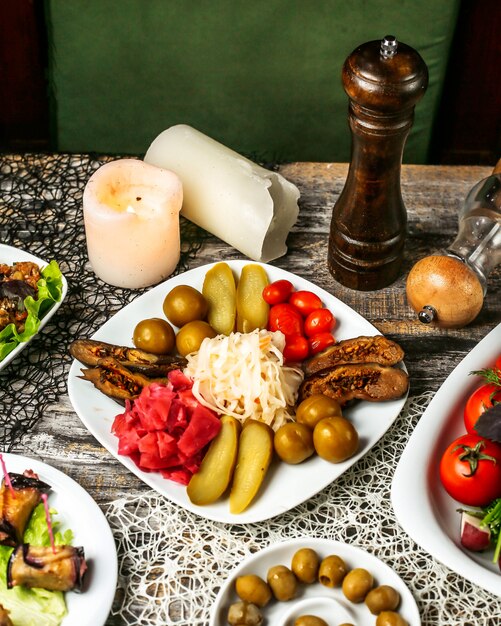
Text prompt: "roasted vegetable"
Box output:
[[7, 544, 87, 592], [187, 415, 240, 505], [303, 335, 405, 376], [0, 473, 50, 547], [0, 604, 13, 626], [78, 357, 169, 403], [229, 420, 273, 514], [298, 363, 409, 405], [236, 264, 269, 333], [202, 262, 237, 335], [69, 338, 186, 369]]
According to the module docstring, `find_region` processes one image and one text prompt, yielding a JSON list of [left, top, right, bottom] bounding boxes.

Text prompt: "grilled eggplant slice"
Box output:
[[79, 356, 169, 403], [299, 363, 409, 405], [7, 544, 87, 592], [303, 335, 405, 376], [0, 473, 50, 547], [70, 338, 187, 370], [0, 604, 13, 626]]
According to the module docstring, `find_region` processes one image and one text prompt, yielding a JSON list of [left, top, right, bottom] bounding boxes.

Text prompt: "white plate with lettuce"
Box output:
[[0, 453, 117, 626], [0, 244, 67, 369]]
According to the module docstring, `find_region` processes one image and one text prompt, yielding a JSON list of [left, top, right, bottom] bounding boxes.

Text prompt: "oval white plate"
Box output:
[[2, 453, 117, 626], [68, 260, 408, 524], [210, 537, 421, 625], [0, 244, 68, 370], [392, 322, 501, 597]]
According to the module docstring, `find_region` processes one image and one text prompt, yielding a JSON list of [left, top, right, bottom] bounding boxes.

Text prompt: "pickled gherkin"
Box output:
[[236, 264, 270, 333], [202, 262, 237, 335]]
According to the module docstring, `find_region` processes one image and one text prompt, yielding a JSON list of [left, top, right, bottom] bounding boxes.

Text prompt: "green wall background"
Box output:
[[46, 0, 460, 162]]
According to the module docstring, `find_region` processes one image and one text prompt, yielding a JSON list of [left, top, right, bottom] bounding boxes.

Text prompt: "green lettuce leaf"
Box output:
[[0, 261, 63, 361], [0, 504, 70, 625]]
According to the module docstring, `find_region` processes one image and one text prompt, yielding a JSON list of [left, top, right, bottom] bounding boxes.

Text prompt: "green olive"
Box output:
[[376, 611, 408, 626], [266, 565, 297, 601], [295, 394, 342, 429], [235, 575, 272, 607], [163, 285, 208, 327], [274, 423, 314, 464], [132, 318, 175, 354], [227, 601, 263, 626], [291, 548, 320, 584], [294, 617, 328, 626], [175, 320, 217, 357], [318, 554, 347, 588], [341, 568, 374, 603], [313, 416, 359, 463], [365, 585, 401, 615]]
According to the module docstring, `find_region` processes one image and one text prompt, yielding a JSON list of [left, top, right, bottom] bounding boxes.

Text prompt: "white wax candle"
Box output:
[[83, 159, 183, 289], [144, 125, 300, 262]]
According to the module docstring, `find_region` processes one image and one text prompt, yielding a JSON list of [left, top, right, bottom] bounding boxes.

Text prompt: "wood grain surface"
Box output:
[[7, 161, 500, 624]]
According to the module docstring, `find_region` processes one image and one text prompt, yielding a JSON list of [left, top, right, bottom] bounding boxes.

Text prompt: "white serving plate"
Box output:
[[68, 260, 408, 524], [0, 243, 68, 370], [2, 453, 117, 626], [210, 537, 421, 625], [392, 322, 501, 597]]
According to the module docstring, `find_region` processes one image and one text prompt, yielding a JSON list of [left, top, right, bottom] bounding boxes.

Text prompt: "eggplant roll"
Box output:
[[0, 604, 13, 626], [8, 544, 87, 592], [0, 473, 50, 547]]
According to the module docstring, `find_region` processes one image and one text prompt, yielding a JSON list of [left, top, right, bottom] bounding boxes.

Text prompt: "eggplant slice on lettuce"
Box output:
[[0, 472, 50, 547], [7, 544, 87, 592]]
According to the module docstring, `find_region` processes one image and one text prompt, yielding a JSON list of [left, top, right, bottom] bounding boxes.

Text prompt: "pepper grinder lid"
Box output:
[[343, 35, 429, 111]]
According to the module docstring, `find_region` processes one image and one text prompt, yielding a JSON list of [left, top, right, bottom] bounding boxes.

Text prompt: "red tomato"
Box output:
[[495, 354, 501, 374], [262, 280, 294, 305], [308, 332, 336, 355], [464, 383, 501, 433], [439, 433, 501, 506], [283, 335, 310, 362], [288, 290, 323, 317], [304, 308, 335, 337], [268, 303, 304, 337]]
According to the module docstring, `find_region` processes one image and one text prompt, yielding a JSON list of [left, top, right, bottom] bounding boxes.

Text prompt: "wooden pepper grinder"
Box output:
[[328, 36, 428, 290]]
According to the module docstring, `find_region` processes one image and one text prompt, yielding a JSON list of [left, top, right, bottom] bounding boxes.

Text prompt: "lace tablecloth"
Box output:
[[1, 154, 500, 625]]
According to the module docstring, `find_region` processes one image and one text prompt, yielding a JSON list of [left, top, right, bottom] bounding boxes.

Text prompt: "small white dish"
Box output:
[[68, 260, 408, 524], [2, 453, 118, 625], [0, 243, 68, 370], [210, 537, 421, 625], [392, 322, 501, 597]]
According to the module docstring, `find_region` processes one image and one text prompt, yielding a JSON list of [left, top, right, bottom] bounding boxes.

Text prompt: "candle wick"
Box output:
[[0, 453, 15, 498], [136, 196, 142, 201], [41, 493, 57, 554]]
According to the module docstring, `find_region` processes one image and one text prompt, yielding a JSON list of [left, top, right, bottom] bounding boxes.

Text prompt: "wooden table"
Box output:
[[1, 156, 500, 625]]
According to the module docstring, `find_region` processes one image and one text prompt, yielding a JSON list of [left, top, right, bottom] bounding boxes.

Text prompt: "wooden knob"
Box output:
[[406, 255, 484, 328]]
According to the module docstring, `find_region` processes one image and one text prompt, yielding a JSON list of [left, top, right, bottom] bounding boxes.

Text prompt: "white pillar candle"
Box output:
[[144, 125, 300, 262], [83, 159, 183, 289]]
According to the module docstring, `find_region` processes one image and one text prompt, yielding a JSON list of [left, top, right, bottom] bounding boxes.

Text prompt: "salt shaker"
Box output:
[[406, 159, 501, 328], [328, 36, 428, 290]]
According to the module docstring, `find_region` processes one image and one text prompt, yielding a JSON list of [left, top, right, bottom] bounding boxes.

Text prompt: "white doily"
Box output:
[[104, 393, 501, 625]]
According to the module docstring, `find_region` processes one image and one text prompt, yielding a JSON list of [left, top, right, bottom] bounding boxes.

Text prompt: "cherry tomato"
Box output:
[[268, 303, 304, 337], [283, 335, 309, 362], [495, 354, 501, 374], [304, 308, 335, 337], [308, 332, 335, 355], [288, 290, 323, 317], [464, 383, 501, 433], [262, 279, 294, 305], [439, 433, 501, 506]]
